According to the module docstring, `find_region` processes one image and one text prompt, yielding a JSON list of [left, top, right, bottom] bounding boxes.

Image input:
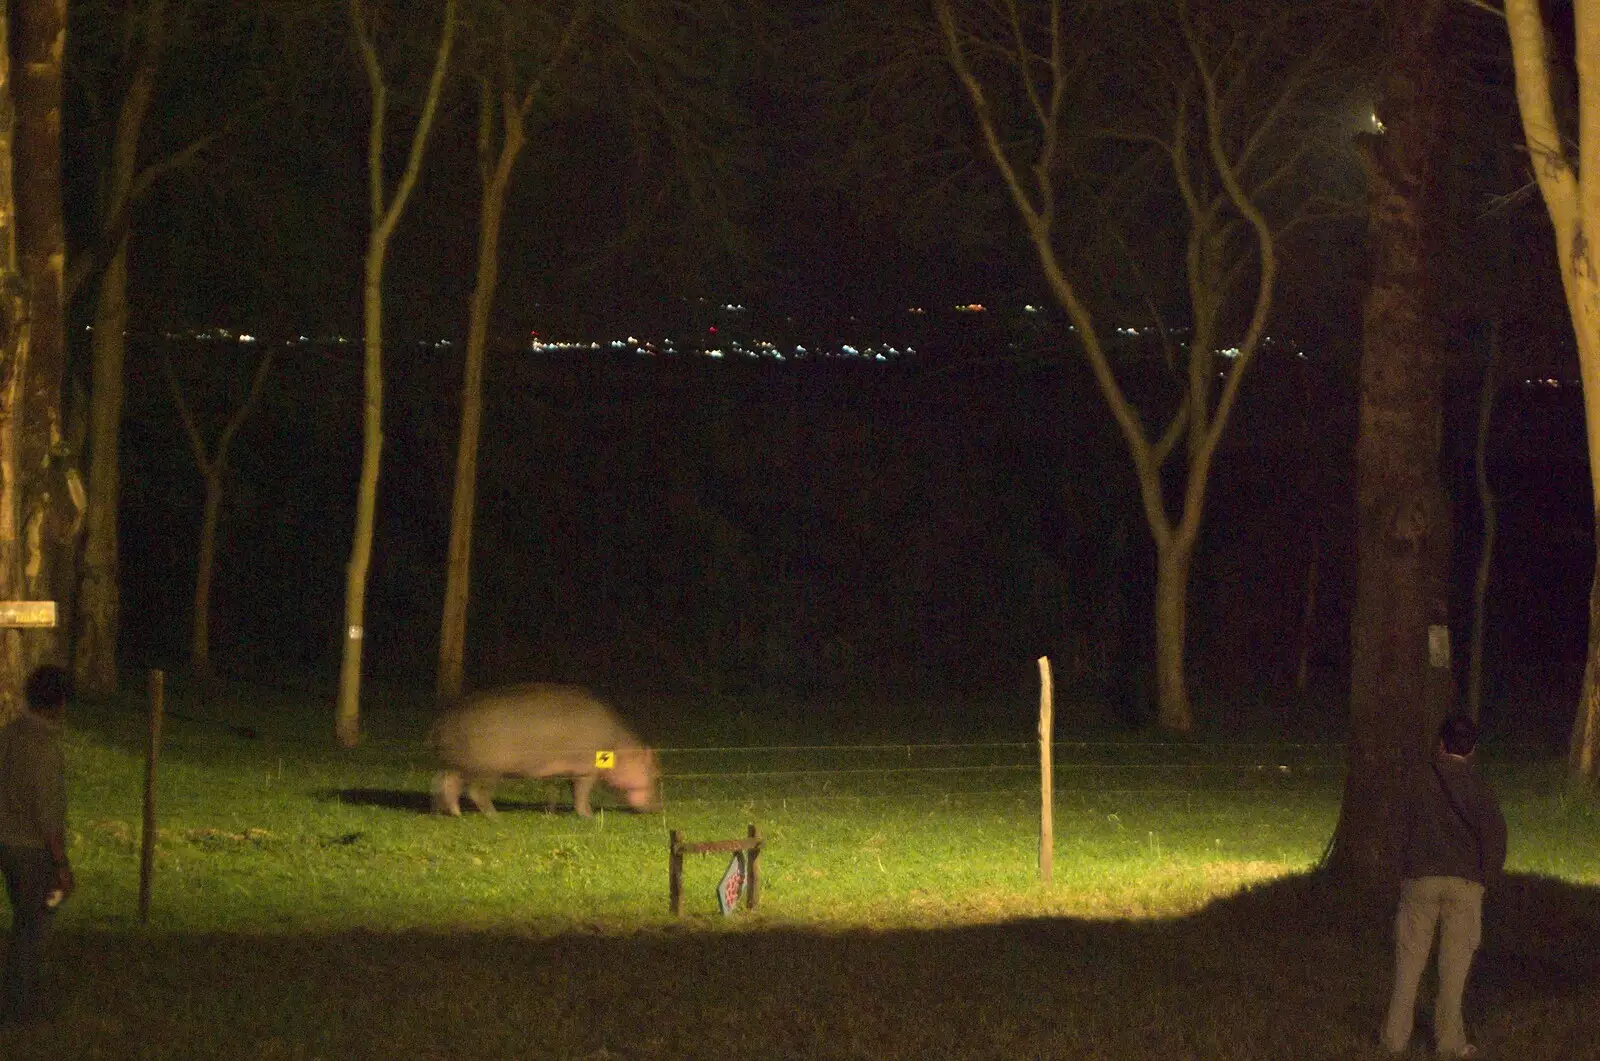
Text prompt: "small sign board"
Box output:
[[595, 750, 615, 770], [1428, 624, 1451, 670], [0, 601, 55, 628], [717, 852, 746, 915]]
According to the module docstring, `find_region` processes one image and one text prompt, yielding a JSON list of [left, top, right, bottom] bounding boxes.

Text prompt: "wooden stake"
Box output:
[[669, 829, 683, 915], [1038, 655, 1054, 884], [139, 669, 164, 923], [746, 822, 761, 909]]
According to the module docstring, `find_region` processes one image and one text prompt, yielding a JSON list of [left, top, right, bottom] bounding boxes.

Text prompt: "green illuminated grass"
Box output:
[[3, 681, 1599, 1059]]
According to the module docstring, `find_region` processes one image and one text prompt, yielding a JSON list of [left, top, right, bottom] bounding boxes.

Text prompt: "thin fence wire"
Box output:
[[646, 739, 1550, 816], [663, 762, 1349, 781], [650, 743, 1353, 820], [658, 786, 1345, 809]]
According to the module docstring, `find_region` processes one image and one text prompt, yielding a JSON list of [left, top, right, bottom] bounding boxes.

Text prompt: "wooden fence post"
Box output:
[[1038, 655, 1054, 885], [669, 829, 684, 915], [746, 822, 761, 909], [139, 669, 164, 923]]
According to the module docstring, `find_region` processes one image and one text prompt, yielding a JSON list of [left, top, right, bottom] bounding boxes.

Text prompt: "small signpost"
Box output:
[[717, 853, 746, 916], [669, 824, 762, 915], [0, 600, 56, 628], [595, 750, 616, 769]]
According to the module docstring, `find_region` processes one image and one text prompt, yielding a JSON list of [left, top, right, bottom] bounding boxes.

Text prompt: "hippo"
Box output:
[[429, 683, 661, 818]]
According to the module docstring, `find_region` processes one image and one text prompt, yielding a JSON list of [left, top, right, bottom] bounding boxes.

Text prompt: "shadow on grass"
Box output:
[[5, 873, 1600, 1060], [320, 788, 581, 816]]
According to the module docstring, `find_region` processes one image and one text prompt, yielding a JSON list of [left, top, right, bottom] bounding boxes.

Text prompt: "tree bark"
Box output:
[[0, 7, 27, 724], [1324, 0, 1452, 885], [74, 238, 127, 693], [1153, 537, 1195, 733], [438, 81, 525, 703], [74, 0, 169, 696], [192, 472, 221, 676], [1502, 0, 1600, 783], [12, 0, 74, 676], [336, 0, 454, 746]]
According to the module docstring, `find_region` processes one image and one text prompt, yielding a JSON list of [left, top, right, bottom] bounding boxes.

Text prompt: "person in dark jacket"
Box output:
[[0, 665, 74, 1025], [1381, 712, 1507, 1058]]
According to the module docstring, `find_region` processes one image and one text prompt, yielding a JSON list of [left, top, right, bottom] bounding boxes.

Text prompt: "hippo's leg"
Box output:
[[432, 771, 463, 816], [465, 778, 499, 817], [572, 774, 596, 817]]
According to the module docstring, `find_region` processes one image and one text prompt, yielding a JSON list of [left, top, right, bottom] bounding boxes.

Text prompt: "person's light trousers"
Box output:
[[1381, 875, 1484, 1055]]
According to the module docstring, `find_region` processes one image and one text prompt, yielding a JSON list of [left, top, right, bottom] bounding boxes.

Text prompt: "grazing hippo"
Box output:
[[429, 683, 661, 818]]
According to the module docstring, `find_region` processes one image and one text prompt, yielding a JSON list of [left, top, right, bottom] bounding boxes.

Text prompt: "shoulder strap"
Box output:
[[1432, 760, 1484, 879]]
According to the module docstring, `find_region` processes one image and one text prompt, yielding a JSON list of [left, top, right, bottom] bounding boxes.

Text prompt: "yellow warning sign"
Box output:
[[595, 750, 615, 769]]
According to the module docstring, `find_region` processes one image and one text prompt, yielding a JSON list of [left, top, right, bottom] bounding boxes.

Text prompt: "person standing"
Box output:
[[1381, 711, 1507, 1058], [0, 665, 74, 1025]]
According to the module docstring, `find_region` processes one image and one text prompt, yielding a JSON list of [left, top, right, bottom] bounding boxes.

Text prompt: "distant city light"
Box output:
[[157, 310, 1299, 372]]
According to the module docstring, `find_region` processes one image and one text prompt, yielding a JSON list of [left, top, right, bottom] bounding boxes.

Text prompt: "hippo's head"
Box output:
[[609, 746, 662, 812]]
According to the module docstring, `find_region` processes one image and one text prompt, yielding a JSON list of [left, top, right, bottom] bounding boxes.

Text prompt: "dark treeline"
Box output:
[[109, 321, 1588, 739]]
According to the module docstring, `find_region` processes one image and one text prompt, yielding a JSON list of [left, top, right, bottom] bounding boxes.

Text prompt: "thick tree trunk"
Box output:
[[1574, 547, 1600, 778], [1153, 539, 1194, 733], [0, 307, 21, 725], [1325, 0, 1452, 886], [73, 0, 166, 696], [438, 89, 524, 704], [74, 239, 128, 694], [0, 7, 23, 724], [12, 0, 72, 675], [1500, 1, 1600, 782]]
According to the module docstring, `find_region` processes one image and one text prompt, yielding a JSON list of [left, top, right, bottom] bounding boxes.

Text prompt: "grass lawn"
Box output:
[[3, 680, 1599, 1059]]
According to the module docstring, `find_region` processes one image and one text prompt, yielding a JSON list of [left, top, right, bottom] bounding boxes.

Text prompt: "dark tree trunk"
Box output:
[[1324, 0, 1454, 886], [75, 0, 168, 696], [439, 80, 525, 704], [12, 0, 74, 675], [0, 8, 27, 724]]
